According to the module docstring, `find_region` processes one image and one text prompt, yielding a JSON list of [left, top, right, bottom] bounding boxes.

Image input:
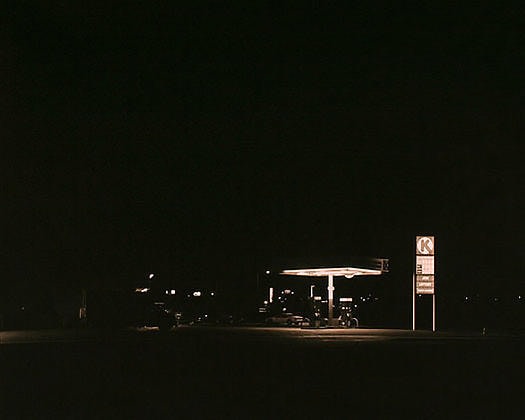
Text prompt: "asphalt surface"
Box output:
[[1, 326, 523, 419]]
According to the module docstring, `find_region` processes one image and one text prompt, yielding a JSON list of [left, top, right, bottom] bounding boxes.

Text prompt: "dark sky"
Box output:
[[2, 1, 524, 297]]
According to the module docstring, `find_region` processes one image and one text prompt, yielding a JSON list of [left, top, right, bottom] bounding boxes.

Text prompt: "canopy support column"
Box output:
[[328, 274, 334, 326]]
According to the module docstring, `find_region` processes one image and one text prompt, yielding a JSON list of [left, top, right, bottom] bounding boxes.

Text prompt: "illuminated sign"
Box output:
[[414, 236, 436, 330], [416, 256, 434, 275], [416, 275, 434, 294], [416, 236, 435, 255], [415, 236, 435, 294]]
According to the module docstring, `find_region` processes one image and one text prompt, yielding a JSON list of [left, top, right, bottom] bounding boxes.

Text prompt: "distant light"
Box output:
[[465, 296, 469, 301], [210, 292, 215, 296], [519, 296, 522, 300], [283, 307, 287, 312], [135, 288, 150, 293], [263, 300, 268, 305], [265, 270, 270, 275], [148, 273, 155, 279], [165, 290, 169, 295], [193, 291, 201, 297]]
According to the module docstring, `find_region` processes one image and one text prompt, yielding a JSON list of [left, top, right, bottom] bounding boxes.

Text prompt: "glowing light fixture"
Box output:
[[281, 267, 382, 277]]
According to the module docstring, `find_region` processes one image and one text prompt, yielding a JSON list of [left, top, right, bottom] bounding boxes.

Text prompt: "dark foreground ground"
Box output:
[[1, 327, 523, 419]]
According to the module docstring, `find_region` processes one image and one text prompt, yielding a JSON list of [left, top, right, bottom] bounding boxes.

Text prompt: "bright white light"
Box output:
[[263, 300, 268, 305], [281, 267, 382, 277], [148, 273, 154, 279], [170, 289, 176, 295], [135, 288, 150, 293], [210, 292, 215, 296], [193, 291, 201, 297], [265, 270, 270, 275]]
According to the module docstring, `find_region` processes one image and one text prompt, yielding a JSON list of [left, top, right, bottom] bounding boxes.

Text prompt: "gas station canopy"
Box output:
[[276, 258, 389, 326], [280, 266, 383, 278]]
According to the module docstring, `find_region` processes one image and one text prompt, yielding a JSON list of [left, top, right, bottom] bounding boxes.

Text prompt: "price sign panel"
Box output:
[[416, 274, 434, 294], [416, 256, 434, 274]]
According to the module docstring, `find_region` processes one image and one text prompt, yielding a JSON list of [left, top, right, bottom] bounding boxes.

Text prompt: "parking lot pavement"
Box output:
[[1, 324, 519, 345], [1, 326, 523, 419]]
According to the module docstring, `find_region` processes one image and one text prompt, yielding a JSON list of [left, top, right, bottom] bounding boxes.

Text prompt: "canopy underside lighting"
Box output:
[[280, 267, 383, 278]]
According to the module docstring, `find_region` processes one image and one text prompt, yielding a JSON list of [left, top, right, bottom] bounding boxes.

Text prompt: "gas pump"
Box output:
[[339, 298, 358, 328], [310, 296, 322, 327]]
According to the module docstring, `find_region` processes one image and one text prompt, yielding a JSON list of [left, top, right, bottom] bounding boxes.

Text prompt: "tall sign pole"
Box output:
[[433, 291, 436, 332], [412, 273, 416, 331], [415, 236, 436, 331]]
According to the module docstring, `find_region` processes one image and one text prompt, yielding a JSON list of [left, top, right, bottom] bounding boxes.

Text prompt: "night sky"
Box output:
[[2, 2, 524, 300]]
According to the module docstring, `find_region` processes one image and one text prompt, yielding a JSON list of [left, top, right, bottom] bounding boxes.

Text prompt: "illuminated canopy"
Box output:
[[275, 257, 388, 326], [280, 266, 383, 278]]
